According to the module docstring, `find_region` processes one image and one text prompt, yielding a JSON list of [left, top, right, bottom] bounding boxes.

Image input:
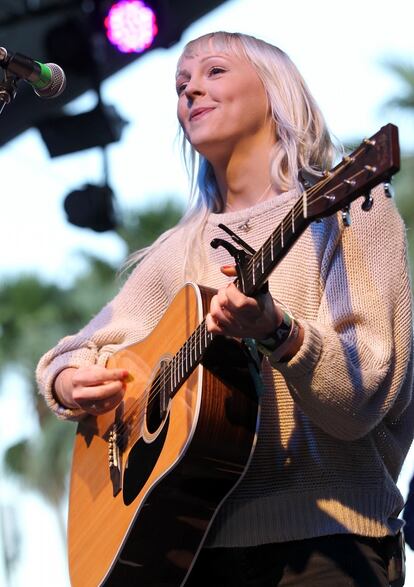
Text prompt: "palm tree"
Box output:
[[382, 61, 414, 271], [383, 62, 414, 112]]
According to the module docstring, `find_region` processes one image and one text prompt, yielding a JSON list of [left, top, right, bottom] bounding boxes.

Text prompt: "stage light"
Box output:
[[104, 0, 158, 54], [37, 102, 128, 157], [63, 183, 118, 232]]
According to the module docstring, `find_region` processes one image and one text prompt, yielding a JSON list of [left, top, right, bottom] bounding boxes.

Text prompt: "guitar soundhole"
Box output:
[[146, 359, 170, 435]]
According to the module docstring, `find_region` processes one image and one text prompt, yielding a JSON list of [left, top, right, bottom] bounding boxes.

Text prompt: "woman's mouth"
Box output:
[[190, 107, 215, 121]]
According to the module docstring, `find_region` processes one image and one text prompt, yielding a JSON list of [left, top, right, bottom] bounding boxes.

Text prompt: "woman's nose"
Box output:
[[184, 78, 205, 102]]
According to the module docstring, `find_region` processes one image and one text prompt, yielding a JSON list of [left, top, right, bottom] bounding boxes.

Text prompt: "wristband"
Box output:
[[256, 311, 293, 356], [268, 319, 300, 363]]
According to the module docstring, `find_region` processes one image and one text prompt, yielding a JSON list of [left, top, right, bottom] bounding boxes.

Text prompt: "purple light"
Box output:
[[104, 1, 158, 54]]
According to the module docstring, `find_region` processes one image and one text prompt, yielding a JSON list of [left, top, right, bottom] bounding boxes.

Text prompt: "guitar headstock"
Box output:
[[306, 124, 400, 220]]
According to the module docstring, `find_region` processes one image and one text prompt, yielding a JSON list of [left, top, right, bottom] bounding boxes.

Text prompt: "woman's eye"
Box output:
[[176, 83, 187, 95], [209, 67, 225, 76]]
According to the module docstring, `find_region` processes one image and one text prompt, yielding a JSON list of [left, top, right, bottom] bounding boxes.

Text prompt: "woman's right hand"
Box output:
[[53, 365, 129, 416]]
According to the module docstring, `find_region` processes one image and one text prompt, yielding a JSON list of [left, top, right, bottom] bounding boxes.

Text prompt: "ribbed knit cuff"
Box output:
[[206, 482, 403, 547]]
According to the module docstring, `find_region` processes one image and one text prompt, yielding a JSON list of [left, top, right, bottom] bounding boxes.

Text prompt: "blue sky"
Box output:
[[0, 0, 413, 584]]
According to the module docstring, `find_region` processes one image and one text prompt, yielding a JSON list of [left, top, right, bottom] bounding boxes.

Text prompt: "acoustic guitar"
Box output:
[[68, 124, 400, 586]]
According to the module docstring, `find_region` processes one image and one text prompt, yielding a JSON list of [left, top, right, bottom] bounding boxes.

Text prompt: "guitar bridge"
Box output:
[[108, 425, 123, 496]]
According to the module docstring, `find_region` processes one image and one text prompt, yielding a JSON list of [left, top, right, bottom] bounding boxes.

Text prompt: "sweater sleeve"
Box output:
[[36, 247, 171, 420], [273, 186, 413, 441]]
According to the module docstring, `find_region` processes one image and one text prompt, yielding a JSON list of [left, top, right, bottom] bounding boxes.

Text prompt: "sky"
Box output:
[[0, 0, 413, 585]]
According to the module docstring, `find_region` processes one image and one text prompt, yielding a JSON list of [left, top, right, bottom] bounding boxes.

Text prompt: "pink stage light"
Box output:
[[104, 1, 158, 54]]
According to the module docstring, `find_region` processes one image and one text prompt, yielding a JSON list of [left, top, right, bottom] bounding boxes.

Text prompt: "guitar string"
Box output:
[[244, 162, 369, 284], [113, 320, 210, 443], [242, 165, 347, 285], [112, 151, 372, 445]]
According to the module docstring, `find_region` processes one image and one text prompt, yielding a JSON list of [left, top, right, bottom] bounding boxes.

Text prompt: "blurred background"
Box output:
[[0, 1, 413, 585]]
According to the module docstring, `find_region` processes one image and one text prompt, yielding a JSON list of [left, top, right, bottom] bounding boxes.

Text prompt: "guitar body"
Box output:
[[68, 282, 260, 587]]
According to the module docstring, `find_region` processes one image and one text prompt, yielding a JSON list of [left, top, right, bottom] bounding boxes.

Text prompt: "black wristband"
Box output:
[[256, 311, 293, 355]]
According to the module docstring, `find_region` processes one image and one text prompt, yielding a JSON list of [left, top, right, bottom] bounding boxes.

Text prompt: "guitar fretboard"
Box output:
[[236, 194, 310, 296], [166, 320, 213, 399]]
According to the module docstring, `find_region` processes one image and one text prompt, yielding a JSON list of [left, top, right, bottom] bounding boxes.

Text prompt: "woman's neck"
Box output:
[[224, 182, 274, 212], [212, 135, 280, 211]]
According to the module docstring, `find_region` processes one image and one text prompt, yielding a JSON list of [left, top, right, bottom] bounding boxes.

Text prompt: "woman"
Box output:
[[37, 32, 413, 586]]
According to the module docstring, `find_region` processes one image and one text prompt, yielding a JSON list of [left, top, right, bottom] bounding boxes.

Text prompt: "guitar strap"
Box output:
[[243, 338, 265, 398]]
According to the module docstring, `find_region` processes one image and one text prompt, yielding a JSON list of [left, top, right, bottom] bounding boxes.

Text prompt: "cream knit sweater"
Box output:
[[36, 185, 414, 547]]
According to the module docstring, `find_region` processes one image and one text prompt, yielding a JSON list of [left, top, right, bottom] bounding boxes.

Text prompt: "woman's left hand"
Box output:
[[206, 265, 283, 339]]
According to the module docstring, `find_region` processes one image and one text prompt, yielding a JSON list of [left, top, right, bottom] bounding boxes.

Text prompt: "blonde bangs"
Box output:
[[178, 32, 245, 65]]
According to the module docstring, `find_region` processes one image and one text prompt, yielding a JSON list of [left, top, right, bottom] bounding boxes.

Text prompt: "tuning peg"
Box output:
[[361, 191, 374, 211], [341, 205, 351, 227], [343, 179, 356, 187], [383, 182, 395, 198], [363, 138, 376, 147], [298, 168, 323, 189]]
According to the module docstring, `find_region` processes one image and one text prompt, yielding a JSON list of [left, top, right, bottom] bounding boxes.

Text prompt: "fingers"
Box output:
[[71, 366, 130, 415], [220, 264, 237, 277], [72, 366, 129, 388], [206, 282, 279, 339], [207, 283, 257, 335], [206, 296, 235, 335], [78, 391, 124, 416]]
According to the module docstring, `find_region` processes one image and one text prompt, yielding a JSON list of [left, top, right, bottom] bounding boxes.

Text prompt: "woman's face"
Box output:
[[176, 48, 273, 161]]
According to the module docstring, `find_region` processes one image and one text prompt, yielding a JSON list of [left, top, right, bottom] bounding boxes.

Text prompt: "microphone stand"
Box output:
[[0, 47, 20, 115], [0, 70, 19, 115]]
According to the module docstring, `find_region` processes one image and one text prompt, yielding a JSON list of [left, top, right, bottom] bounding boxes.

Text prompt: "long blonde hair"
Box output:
[[126, 31, 337, 280]]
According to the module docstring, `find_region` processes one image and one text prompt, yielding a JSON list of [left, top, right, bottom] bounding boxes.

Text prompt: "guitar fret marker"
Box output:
[[252, 256, 256, 285]]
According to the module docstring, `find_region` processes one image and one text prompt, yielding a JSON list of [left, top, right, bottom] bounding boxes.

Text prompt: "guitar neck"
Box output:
[[235, 196, 310, 296], [168, 319, 212, 399]]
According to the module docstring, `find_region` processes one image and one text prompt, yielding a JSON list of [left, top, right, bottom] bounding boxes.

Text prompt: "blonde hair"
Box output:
[[126, 31, 337, 280]]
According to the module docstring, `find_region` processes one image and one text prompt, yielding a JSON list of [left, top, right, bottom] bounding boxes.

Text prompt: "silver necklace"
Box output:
[[225, 183, 272, 232]]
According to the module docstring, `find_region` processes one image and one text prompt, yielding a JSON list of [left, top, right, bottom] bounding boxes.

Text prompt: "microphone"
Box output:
[[0, 47, 66, 99]]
